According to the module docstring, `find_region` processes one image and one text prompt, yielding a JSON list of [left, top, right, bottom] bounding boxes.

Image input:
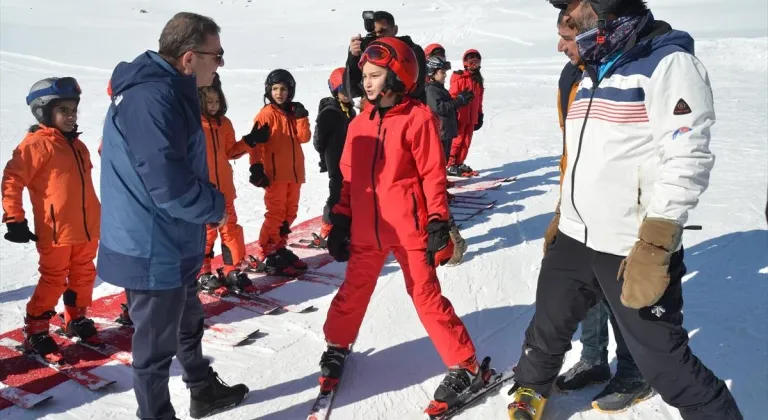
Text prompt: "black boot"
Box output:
[[115, 303, 133, 326], [591, 374, 653, 413], [23, 312, 58, 356], [225, 269, 251, 290], [198, 272, 224, 290], [65, 317, 98, 340], [555, 360, 611, 391], [319, 345, 350, 392], [447, 165, 461, 177], [432, 362, 484, 408], [189, 367, 249, 419]]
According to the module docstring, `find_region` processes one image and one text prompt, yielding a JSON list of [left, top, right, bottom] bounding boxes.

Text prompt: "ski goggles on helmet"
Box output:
[[359, 42, 411, 80], [328, 81, 345, 93], [26, 77, 81, 105]]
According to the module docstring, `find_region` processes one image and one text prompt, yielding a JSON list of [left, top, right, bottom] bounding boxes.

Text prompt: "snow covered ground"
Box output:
[[1, 0, 766, 419]]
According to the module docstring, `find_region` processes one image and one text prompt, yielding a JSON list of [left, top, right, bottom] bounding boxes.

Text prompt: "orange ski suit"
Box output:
[[2, 125, 101, 318], [249, 104, 311, 255], [200, 115, 251, 276]]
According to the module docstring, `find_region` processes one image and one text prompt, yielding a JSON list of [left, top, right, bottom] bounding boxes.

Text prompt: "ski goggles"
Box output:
[[359, 42, 411, 82], [328, 81, 345, 93], [26, 77, 81, 105]]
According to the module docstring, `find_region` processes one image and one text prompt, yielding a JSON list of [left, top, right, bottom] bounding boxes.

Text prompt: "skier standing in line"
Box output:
[[319, 37, 489, 415], [196, 82, 270, 289], [424, 55, 473, 266], [310, 67, 357, 248], [544, 4, 651, 413], [247, 69, 312, 276], [2, 77, 101, 355], [507, 1, 742, 419], [447, 49, 485, 177]]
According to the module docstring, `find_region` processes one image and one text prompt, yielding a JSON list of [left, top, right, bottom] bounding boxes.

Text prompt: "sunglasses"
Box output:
[[26, 77, 81, 105], [193, 48, 224, 65]]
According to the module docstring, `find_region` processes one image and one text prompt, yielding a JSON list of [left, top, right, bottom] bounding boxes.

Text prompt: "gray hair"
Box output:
[[158, 12, 220, 59]]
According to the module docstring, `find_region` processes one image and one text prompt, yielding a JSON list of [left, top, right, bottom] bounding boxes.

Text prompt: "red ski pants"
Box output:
[[202, 200, 245, 276], [259, 181, 301, 254], [448, 123, 475, 166], [323, 244, 476, 367], [27, 239, 98, 317]]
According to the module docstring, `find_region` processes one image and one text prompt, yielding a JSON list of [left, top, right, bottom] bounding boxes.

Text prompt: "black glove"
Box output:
[[474, 113, 484, 131], [327, 213, 351, 262], [319, 158, 328, 173], [4, 220, 37, 243], [249, 163, 270, 188], [292, 102, 309, 119], [243, 122, 270, 147], [426, 220, 452, 267], [456, 89, 474, 106]]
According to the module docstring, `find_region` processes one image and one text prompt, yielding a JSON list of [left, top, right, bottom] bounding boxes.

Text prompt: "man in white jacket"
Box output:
[[507, 1, 743, 419]]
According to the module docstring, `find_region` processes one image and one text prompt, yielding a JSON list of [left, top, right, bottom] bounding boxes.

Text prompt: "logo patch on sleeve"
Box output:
[[673, 98, 692, 115], [672, 126, 692, 139]]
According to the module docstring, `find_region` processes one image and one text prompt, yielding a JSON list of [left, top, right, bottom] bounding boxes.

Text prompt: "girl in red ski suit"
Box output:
[[319, 37, 483, 413], [448, 49, 484, 176]]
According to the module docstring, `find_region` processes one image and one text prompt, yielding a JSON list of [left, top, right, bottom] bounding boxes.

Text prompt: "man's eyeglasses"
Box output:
[[193, 48, 224, 65]]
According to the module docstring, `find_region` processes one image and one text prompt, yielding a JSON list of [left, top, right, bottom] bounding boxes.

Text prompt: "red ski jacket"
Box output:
[[449, 70, 484, 125], [333, 98, 450, 250]]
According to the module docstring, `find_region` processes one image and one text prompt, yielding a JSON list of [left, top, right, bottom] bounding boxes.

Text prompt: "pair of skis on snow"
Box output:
[[306, 353, 516, 420]]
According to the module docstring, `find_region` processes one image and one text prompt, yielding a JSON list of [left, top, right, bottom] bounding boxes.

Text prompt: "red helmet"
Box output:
[[463, 49, 482, 70], [328, 67, 345, 93], [359, 37, 419, 94], [424, 43, 446, 58]]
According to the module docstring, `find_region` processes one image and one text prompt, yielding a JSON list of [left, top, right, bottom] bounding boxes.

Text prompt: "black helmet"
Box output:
[[588, 0, 625, 15], [426, 55, 451, 76], [264, 69, 296, 102], [548, 0, 572, 9]]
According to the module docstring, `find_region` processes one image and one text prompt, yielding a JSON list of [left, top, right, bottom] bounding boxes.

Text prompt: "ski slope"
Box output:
[[1, 0, 766, 418]]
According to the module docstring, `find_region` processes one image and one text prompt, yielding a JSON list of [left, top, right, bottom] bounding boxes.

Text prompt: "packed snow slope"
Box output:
[[1, 0, 767, 419]]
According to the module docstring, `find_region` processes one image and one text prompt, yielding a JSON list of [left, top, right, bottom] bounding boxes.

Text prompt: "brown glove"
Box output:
[[618, 217, 683, 309], [542, 201, 561, 256]]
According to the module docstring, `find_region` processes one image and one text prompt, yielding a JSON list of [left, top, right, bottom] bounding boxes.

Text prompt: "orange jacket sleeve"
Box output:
[[332, 129, 353, 219], [249, 108, 271, 166], [221, 118, 250, 160], [411, 118, 450, 222], [1, 141, 46, 223], [294, 116, 311, 144]]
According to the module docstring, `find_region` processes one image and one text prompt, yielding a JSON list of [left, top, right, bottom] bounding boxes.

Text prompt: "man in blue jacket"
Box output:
[[99, 12, 248, 420]]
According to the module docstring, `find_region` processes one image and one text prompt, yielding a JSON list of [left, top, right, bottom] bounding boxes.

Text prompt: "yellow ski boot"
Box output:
[[507, 384, 547, 420]]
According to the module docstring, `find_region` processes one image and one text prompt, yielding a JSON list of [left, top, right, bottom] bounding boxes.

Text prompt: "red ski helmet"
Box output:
[[328, 67, 345, 94], [358, 37, 419, 94], [424, 43, 446, 59], [463, 49, 482, 70]]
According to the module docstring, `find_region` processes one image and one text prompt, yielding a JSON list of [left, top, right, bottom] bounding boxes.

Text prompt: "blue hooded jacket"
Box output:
[[97, 51, 225, 290]]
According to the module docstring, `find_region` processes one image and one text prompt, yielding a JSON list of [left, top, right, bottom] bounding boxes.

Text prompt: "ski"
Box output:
[[451, 209, 484, 222], [450, 195, 494, 203], [252, 294, 316, 313], [0, 382, 52, 409], [0, 337, 116, 391], [450, 200, 496, 210], [52, 314, 133, 366], [424, 358, 515, 420], [307, 346, 353, 420]]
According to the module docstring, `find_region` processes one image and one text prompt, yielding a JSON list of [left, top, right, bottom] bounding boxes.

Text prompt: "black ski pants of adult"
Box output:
[[515, 231, 742, 419], [126, 276, 210, 419]]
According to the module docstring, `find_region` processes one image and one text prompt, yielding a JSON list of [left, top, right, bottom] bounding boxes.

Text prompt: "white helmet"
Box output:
[[26, 77, 81, 123]]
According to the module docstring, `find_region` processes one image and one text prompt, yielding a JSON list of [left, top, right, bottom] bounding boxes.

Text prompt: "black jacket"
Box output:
[[313, 97, 356, 178], [425, 81, 460, 144], [343, 35, 427, 103]]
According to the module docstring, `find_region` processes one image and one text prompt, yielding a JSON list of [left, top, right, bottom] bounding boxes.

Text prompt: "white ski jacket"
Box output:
[[559, 25, 715, 256]]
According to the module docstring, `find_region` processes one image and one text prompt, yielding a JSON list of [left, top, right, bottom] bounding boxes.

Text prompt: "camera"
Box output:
[[361, 11, 377, 52]]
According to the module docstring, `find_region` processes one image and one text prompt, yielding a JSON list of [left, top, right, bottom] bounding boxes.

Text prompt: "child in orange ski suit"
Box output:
[[2, 77, 101, 355], [448, 49, 485, 176], [197, 84, 269, 288], [248, 69, 311, 275]]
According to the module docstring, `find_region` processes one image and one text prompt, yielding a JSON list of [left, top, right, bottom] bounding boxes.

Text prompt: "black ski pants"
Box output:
[[322, 173, 343, 225], [515, 231, 742, 419]]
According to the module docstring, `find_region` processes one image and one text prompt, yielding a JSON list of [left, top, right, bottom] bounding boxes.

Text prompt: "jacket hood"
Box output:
[[109, 51, 199, 103]]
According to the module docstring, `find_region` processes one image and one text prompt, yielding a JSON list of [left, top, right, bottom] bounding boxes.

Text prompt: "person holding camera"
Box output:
[[344, 11, 427, 106]]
